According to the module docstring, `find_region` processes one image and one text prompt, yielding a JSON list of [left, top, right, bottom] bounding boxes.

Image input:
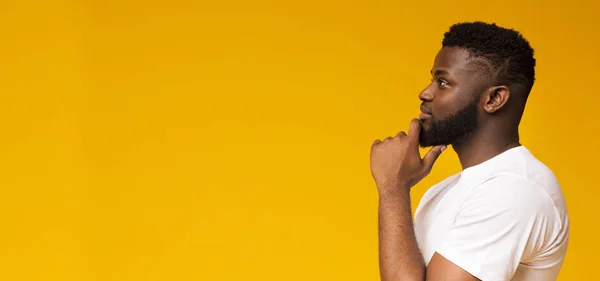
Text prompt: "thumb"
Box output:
[[422, 145, 446, 171]]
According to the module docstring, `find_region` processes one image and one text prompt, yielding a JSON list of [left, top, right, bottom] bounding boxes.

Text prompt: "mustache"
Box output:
[[420, 103, 432, 115]]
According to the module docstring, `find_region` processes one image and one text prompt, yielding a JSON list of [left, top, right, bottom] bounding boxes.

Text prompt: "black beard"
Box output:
[[419, 99, 479, 147]]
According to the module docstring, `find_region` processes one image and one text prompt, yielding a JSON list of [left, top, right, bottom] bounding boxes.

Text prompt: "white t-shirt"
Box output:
[[414, 146, 570, 281]]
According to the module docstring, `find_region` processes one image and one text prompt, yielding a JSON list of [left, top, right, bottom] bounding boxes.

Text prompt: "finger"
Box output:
[[396, 131, 407, 138], [422, 145, 446, 171], [407, 118, 422, 145]]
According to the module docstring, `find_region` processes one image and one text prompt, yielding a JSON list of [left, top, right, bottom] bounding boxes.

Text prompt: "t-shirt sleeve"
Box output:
[[435, 176, 560, 281]]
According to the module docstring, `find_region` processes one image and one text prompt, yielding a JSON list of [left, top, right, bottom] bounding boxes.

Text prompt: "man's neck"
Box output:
[[452, 128, 521, 170]]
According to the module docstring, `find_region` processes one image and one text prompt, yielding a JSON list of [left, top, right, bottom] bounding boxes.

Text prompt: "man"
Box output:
[[369, 22, 569, 281]]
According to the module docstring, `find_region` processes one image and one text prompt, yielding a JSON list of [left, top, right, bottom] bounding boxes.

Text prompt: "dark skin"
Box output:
[[420, 47, 525, 168], [370, 47, 528, 281]]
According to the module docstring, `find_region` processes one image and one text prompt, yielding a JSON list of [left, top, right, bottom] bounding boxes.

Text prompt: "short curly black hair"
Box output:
[[442, 21, 536, 95]]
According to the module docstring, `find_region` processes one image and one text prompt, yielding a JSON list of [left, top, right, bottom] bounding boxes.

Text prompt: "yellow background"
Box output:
[[0, 0, 597, 280]]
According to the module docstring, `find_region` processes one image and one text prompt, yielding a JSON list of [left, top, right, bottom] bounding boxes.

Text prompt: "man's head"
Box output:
[[418, 22, 536, 147]]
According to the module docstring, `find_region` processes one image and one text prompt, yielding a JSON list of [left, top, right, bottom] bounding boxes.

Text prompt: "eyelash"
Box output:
[[431, 79, 449, 87]]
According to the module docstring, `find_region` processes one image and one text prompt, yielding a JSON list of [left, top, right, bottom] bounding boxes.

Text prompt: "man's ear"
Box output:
[[483, 85, 510, 113]]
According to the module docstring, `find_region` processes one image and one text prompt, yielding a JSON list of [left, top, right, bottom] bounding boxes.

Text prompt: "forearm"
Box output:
[[378, 187, 425, 281]]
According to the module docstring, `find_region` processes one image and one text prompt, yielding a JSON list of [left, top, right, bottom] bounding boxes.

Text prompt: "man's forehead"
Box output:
[[432, 47, 481, 73]]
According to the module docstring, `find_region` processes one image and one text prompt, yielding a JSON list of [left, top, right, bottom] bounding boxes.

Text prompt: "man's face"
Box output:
[[418, 47, 490, 147]]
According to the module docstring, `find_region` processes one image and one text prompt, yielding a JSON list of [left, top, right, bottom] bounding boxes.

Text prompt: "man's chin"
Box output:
[[418, 135, 449, 148], [419, 129, 435, 148], [420, 143, 450, 149], [418, 138, 435, 148], [419, 142, 437, 148]]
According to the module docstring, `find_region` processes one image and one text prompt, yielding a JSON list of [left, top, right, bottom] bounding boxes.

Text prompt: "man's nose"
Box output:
[[419, 86, 433, 102]]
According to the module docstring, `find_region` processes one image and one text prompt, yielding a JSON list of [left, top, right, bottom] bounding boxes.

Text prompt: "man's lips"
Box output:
[[420, 105, 432, 120]]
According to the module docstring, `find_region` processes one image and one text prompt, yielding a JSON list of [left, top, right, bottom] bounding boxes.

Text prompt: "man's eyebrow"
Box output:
[[430, 69, 450, 76]]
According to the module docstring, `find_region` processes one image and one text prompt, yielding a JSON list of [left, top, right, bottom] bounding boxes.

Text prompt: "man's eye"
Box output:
[[430, 79, 449, 87]]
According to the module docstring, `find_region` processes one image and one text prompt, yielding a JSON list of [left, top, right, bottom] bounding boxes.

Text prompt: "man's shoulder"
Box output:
[[470, 146, 560, 191], [465, 172, 565, 224]]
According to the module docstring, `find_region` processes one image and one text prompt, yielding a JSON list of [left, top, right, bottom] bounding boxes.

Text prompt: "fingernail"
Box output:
[[441, 145, 447, 152]]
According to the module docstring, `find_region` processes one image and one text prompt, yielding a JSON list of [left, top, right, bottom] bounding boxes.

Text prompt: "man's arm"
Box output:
[[378, 189, 425, 281], [377, 186, 480, 281], [371, 119, 479, 281], [427, 253, 480, 280]]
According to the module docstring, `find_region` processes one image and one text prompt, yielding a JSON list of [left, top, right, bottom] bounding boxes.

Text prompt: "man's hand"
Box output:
[[370, 118, 446, 195]]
